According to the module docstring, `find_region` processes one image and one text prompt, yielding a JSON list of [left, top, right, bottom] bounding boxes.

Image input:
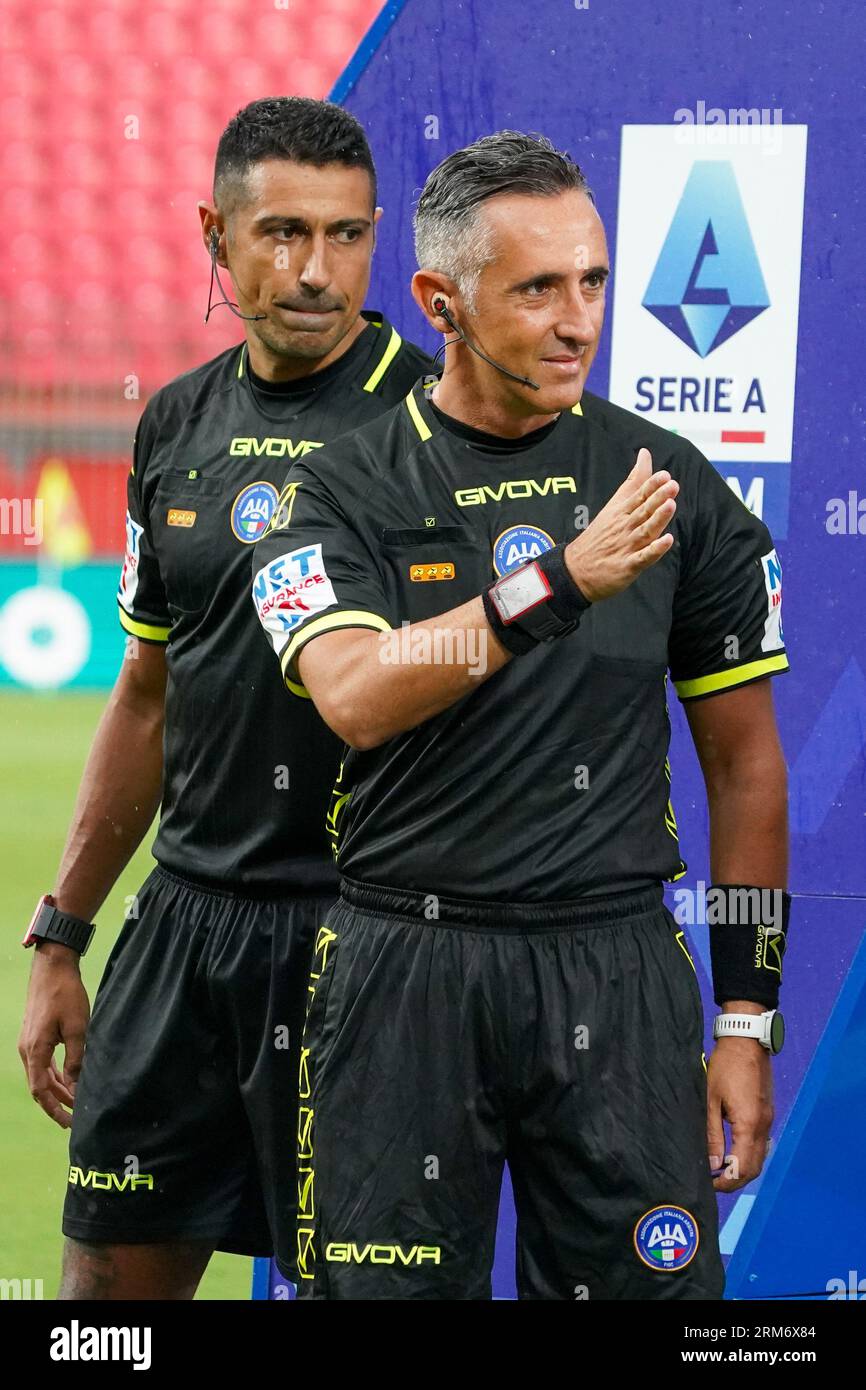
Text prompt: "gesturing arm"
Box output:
[[297, 449, 677, 748]]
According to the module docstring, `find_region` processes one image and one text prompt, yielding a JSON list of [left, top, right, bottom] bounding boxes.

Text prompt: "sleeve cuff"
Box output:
[[673, 653, 789, 701], [280, 609, 392, 698], [118, 603, 171, 643]]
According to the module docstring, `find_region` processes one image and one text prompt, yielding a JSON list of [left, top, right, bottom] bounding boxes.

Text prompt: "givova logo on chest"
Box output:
[[454, 475, 577, 507]]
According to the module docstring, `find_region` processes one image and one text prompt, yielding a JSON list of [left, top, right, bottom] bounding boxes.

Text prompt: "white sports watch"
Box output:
[[713, 1009, 785, 1054]]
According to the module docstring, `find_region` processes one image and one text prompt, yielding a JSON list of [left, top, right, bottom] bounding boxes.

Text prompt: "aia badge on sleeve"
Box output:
[[231, 481, 279, 543], [633, 1204, 699, 1271]]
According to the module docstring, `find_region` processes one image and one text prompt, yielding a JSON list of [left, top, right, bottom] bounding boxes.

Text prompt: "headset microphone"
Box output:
[[431, 297, 541, 391], [205, 229, 267, 323]]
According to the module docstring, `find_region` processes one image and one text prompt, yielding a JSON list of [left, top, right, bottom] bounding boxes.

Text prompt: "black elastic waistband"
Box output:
[[153, 865, 335, 907], [338, 876, 664, 931]]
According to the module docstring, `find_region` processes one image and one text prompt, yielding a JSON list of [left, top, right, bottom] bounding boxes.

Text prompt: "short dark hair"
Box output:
[[214, 96, 377, 214], [414, 131, 593, 308]]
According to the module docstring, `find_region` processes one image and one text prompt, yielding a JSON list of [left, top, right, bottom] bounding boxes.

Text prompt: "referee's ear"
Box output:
[[198, 202, 226, 267], [411, 269, 456, 331]]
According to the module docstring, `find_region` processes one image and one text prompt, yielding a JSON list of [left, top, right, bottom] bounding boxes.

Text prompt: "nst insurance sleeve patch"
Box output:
[[252, 543, 337, 655], [760, 548, 784, 651], [117, 512, 143, 613]]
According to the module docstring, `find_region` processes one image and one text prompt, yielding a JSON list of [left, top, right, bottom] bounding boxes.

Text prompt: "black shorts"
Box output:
[[63, 865, 332, 1267], [297, 879, 725, 1300]]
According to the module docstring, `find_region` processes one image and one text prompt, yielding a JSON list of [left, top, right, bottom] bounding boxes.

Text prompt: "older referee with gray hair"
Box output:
[[253, 130, 790, 1300]]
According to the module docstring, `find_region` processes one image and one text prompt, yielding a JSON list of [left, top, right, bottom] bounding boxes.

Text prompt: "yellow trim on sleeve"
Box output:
[[405, 389, 432, 441], [237, 346, 246, 379], [280, 610, 393, 696], [674, 653, 789, 700], [363, 325, 402, 392], [571, 401, 583, 415], [118, 605, 171, 643]]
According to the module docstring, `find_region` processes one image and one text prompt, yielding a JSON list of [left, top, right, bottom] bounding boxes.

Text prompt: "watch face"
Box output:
[[22, 894, 52, 946], [770, 1010, 785, 1054], [492, 563, 552, 622]]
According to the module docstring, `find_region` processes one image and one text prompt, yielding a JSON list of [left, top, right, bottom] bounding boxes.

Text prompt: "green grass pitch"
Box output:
[[0, 690, 253, 1300]]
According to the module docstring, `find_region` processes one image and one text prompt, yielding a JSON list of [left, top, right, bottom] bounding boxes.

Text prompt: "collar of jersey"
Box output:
[[404, 374, 583, 446], [235, 309, 399, 398]]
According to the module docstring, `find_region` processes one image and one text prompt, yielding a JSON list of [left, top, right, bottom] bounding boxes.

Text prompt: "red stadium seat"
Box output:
[[1, 0, 385, 393]]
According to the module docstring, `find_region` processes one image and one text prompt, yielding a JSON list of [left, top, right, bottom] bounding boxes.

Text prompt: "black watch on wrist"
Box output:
[[22, 894, 95, 956]]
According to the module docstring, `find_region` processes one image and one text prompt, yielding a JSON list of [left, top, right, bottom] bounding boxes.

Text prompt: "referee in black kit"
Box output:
[[253, 132, 790, 1300], [18, 98, 430, 1299]]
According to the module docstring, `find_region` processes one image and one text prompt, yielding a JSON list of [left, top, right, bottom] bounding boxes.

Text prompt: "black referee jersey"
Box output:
[[252, 373, 789, 904], [116, 313, 431, 894]]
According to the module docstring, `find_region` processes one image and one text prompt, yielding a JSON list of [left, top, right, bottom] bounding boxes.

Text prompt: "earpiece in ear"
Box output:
[[209, 229, 220, 256]]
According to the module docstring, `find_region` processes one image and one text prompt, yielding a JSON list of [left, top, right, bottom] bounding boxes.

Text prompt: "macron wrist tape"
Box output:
[[482, 543, 591, 656], [707, 884, 791, 1008]]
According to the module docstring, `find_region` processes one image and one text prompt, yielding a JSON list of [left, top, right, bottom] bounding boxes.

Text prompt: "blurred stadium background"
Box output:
[[0, 0, 384, 1300]]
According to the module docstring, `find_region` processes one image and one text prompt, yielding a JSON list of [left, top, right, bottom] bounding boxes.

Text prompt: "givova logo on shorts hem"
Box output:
[[67, 1166, 154, 1193], [633, 1204, 699, 1271], [324, 1243, 441, 1266]]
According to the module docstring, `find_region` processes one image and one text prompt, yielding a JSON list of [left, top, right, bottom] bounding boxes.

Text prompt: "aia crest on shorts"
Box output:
[[633, 1204, 699, 1271], [231, 481, 279, 543], [492, 523, 554, 576]]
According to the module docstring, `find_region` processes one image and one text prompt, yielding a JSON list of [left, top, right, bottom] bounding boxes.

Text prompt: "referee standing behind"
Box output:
[[253, 132, 790, 1300], [18, 97, 430, 1299]]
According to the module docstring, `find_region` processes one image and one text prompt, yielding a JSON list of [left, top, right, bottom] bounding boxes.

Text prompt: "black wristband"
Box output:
[[534, 543, 592, 624], [482, 543, 591, 656], [707, 884, 791, 1008]]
